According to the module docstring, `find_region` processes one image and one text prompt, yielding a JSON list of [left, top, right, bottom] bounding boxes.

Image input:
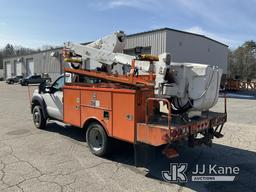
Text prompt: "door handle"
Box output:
[[75, 105, 80, 110]]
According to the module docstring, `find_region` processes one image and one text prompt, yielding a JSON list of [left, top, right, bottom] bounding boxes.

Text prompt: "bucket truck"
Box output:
[[31, 31, 227, 160]]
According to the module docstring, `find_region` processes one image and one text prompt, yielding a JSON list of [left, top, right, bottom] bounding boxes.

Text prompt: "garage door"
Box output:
[[27, 60, 34, 75], [6, 63, 11, 78], [16, 62, 22, 75]]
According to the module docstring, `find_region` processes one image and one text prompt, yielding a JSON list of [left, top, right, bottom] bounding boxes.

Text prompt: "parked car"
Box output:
[[20, 74, 51, 86], [5, 75, 23, 84]]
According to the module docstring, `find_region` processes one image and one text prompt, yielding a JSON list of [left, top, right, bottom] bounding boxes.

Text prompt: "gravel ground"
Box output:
[[0, 82, 256, 192]]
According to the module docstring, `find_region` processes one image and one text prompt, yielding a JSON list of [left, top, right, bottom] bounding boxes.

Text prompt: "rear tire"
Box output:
[[86, 122, 109, 157], [32, 105, 47, 129]]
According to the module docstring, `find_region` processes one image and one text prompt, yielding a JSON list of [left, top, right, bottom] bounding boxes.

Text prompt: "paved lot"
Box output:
[[0, 82, 256, 192]]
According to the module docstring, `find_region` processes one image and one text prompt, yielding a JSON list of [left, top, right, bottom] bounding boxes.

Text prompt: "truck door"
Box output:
[[43, 76, 64, 121]]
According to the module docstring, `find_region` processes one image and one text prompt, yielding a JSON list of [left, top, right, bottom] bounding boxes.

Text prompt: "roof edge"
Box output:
[[3, 27, 228, 60], [127, 27, 228, 47]]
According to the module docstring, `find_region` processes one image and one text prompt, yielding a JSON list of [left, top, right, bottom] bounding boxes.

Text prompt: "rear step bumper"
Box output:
[[136, 113, 227, 147]]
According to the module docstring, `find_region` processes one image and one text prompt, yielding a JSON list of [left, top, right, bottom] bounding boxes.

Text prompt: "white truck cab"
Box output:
[[41, 76, 64, 121], [31, 74, 72, 128]]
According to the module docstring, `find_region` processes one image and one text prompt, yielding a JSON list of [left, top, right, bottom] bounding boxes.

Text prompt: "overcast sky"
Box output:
[[0, 0, 256, 49]]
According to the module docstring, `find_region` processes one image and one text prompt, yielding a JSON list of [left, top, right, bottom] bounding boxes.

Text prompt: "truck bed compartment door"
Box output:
[[64, 89, 81, 127], [113, 93, 135, 142]]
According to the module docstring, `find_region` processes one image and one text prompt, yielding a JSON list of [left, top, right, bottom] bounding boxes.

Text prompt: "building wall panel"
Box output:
[[125, 30, 167, 55], [3, 49, 62, 81], [166, 30, 228, 73]]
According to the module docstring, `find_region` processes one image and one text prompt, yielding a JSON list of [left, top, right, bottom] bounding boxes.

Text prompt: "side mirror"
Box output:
[[39, 81, 52, 94]]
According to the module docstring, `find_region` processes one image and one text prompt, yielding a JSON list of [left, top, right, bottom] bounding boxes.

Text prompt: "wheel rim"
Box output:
[[33, 108, 41, 126], [89, 128, 103, 151]]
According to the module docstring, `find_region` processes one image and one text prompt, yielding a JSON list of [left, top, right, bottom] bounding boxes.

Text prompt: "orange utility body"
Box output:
[[64, 83, 154, 143], [63, 65, 227, 147]]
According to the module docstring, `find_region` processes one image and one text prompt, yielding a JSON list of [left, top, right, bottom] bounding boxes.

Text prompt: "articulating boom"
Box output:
[[63, 31, 222, 116]]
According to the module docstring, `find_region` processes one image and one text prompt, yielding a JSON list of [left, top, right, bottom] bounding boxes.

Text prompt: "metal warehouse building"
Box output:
[[3, 28, 228, 81]]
